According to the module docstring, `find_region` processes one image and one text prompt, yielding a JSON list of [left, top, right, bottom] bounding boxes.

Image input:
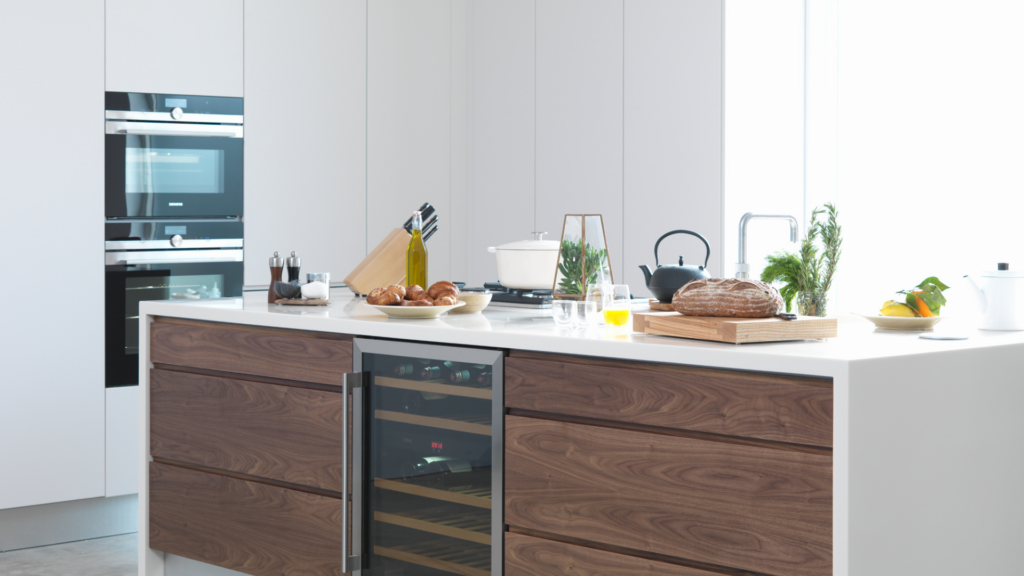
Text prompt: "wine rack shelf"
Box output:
[[376, 376, 492, 400], [374, 507, 491, 545], [375, 410, 492, 436], [375, 541, 490, 576], [374, 477, 492, 509]]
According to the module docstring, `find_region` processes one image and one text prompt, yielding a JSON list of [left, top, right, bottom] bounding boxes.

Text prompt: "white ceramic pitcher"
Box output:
[[964, 263, 1024, 331]]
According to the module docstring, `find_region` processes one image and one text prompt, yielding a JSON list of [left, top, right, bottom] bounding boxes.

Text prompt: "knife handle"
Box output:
[[403, 203, 433, 230], [423, 225, 438, 242]]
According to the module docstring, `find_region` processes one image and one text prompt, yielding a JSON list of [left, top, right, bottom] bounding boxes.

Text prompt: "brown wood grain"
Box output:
[[150, 321, 352, 386], [149, 462, 342, 576], [506, 532, 724, 576], [632, 312, 838, 344], [150, 368, 346, 492], [504, 415, 832, 576], [506, 355, 833, 448]]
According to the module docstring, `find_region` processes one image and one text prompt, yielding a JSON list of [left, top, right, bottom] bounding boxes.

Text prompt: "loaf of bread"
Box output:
[[672, 278, 784, 318]]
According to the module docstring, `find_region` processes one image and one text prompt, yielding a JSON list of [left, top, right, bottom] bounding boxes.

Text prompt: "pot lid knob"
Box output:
[[532, 231, 548, 241], [998, 263, 1009, 270]]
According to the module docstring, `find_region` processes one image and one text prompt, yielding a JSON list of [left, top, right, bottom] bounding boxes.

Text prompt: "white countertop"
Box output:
[[140, 289, 1024, 379]]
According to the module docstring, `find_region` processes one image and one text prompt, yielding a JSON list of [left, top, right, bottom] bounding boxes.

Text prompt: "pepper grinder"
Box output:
[[287, 251, 301, 283], [268, 251, 284, 303]]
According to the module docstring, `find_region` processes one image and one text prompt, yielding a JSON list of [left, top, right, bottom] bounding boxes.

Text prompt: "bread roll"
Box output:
[[366, 287, 387, 305], [434, 295, 457, 306], [385, 284, 407, 300], [367, 288, 401, 306], [671, 278, 783, 318], [405, 299, 433, 307], [405, 285, 428, 301], [428, 281, 459, 300]]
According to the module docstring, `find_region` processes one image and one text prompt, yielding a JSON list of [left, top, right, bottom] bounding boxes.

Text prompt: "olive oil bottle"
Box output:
[[406, 210, 428, 288]]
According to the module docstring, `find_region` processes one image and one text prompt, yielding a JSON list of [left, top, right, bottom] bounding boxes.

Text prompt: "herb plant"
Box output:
[[557, 238, 609, 295], [760, 203, 843, 315]]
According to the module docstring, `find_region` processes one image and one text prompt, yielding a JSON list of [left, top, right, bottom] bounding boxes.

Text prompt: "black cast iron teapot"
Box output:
[[639, 230, 712, 303]]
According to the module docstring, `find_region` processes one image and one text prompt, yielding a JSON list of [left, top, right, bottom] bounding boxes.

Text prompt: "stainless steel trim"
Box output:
[[341, 372, 365, 575], [351, 339, 504, 366], [351, 381, 365, 574], [105, 121, 243, 138], [491, 355, 504, 576], [105, 110, 244, 124], [104, 248, 243, 266], [105, 238, 244, 251]]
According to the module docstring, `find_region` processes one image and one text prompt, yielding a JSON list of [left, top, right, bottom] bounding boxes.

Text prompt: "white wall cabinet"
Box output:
[[0, 0, 106, 510], [106, 0, 243, 97], [535, 0, 625, 284], [105, 387, 139, 498], [242, 0, 368, 287], [367, 0, 457, 284], [623, 0, 724, 293]]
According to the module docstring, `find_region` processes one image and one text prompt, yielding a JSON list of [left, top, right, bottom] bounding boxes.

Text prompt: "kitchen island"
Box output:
[[138, 290, 1024, 576]]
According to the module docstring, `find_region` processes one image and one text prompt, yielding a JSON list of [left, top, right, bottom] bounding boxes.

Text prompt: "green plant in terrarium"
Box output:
[[557, 238, 609, 295]]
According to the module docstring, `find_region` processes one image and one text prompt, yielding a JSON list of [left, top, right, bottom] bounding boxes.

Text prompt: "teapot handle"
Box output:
[[654, 230, 711, 269]]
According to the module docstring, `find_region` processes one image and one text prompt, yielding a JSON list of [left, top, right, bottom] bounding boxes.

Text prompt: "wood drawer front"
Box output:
[[151, 368, 345, 493], [506, 532, 720, 576], [506, 354, 833, 447], [505, 415, 832, 576], [149, 462, 342, 576], [150, 321, 352, 386]]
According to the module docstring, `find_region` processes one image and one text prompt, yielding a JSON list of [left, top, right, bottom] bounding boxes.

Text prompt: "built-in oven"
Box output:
[[105, 92, 243, 219], [105, 220, 243, 387]]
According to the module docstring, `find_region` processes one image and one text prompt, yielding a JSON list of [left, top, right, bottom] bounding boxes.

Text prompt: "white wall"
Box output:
[[0, 0, 106, 510], [243, 0, 368, 286], [836, 0, 1024, 317], [106, 0, 243, 97]]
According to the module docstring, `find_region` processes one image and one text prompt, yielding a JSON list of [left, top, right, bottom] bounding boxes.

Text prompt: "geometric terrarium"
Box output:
[[552, 214, 614, 300]]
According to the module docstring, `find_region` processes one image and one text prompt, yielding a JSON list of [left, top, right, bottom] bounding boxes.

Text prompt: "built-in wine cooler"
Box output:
[[345, 340, 504, 576]]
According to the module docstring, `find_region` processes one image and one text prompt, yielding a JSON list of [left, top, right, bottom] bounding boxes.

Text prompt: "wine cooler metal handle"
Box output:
[[342, 372, 365, 574]]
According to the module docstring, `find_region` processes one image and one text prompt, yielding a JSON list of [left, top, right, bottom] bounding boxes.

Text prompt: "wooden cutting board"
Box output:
[[633, 311, 837, 344]]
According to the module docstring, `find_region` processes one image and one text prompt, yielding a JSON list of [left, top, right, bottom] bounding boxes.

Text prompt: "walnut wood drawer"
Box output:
[[151, 368, 346, 493], [150, 319, 352, 386], [149, 462, 343, 576], [504, 415, 832, 576], [506, 351, 833, 447], [506, 532, 721, 576]]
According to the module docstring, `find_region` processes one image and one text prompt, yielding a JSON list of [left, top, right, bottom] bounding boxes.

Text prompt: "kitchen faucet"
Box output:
[[736, 213, 799, 279]]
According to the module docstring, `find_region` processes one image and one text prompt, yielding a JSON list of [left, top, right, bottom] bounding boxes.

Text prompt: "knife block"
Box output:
[[344, 228, 410, 295]]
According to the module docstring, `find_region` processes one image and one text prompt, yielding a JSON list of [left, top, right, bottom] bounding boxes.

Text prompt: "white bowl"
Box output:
[[450, 292, 493, 314], [365, 301, 466, 319], [855, 313, 943, 331]]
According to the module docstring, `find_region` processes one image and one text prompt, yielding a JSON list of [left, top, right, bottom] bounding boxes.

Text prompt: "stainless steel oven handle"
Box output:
[[105, 249, 244, 266], [342, 372, 365, 574], [105, 121, 243, 138]]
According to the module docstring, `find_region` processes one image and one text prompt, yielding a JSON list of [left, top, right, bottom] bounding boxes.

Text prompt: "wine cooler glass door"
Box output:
[[352, 340, 503, 576]]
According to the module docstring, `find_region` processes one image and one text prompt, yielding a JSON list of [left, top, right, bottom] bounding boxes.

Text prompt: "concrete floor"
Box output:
[[0, 533, 136, 576]]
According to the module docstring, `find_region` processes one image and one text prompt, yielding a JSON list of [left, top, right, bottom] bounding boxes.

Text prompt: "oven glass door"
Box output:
[[105, 132, 243, 218], [105, 259, 243, 387]]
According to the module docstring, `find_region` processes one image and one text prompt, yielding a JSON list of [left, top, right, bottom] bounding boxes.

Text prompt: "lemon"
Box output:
[[880, 301, 916, 317]]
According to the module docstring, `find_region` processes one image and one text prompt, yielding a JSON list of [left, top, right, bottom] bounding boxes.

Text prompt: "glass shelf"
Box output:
[[374, 506, 490, 545], [375, 376, 492, 400]]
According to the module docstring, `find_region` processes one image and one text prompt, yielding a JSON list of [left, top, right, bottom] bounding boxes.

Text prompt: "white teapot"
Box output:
[[964, 263, 1024, 331]]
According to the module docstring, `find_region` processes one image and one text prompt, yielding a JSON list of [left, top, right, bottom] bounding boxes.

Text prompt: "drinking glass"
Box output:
[[585, 283, 612, 312], [574, 300, 599, 327], [602, 285, 632, 326], [552, 300, 577, 326]]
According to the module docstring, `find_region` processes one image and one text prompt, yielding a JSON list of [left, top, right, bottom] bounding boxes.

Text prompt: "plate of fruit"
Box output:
[[857, 277, 950, 331]]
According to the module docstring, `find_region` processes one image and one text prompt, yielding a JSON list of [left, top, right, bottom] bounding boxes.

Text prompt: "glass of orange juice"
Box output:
[[602, 285, 632, 326]]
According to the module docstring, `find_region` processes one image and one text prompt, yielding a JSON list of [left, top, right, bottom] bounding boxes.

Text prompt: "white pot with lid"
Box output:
[[964, 263, 1024, 330], [487, 232, 560, 290]]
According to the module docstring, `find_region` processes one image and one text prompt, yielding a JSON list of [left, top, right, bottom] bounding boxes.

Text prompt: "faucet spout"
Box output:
[[737, 213, 800, 279]]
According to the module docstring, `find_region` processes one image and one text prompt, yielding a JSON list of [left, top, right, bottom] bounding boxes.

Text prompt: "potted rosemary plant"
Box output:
[[760, 203, 843, 317]]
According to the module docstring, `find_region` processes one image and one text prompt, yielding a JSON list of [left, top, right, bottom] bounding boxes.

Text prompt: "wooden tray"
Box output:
[[633, 311, 837, 344], [648, 299, 674, 311], [275, 298, 330, 306]]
